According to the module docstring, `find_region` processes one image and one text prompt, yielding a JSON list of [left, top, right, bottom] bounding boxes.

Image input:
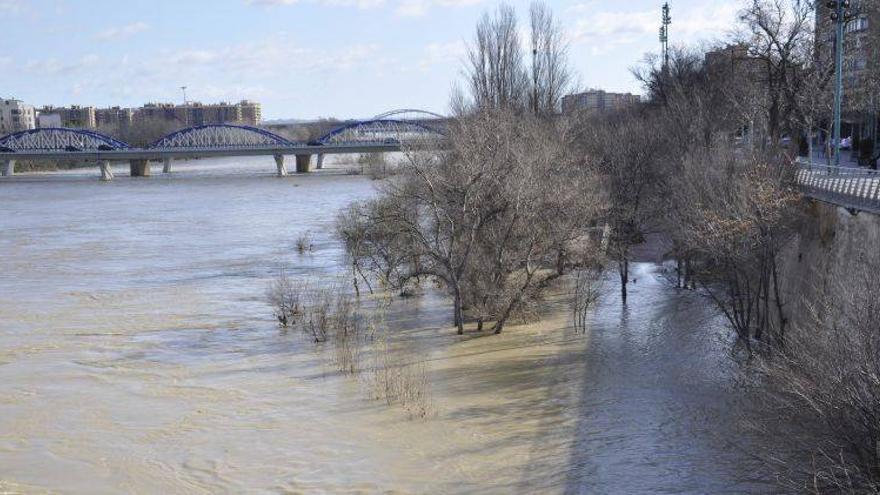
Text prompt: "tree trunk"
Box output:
[[619, 259, 629, 305], [493, 320, 505, 335], [676, 257, 682, 288], [685, 257, 694, 290], [351, 265, 360, 297], [453, 288, 464, 335], [556, 249, 566, 276]]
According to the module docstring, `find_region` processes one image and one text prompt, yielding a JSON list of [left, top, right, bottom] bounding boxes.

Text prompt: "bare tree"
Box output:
[[528, 1, 572, 116], [746, 259, 880, 492], [465, 3, 527, 112], [632, 46, 705, 110], [574, 110, 671, 304], [737, 0, 815, 146], [669, 143, 801, 352], [338, 110, 603, 334]]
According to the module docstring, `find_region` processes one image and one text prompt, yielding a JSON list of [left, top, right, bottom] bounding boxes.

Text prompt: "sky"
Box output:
[[0, 0, 743, 120]]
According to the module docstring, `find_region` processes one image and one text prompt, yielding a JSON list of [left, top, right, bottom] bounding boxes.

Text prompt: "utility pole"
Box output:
[[659, 2, 671, 71], [827, 1, 852, 167], [180, 86, 188, 127]]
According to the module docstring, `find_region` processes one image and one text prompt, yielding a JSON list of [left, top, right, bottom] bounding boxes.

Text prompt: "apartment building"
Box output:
[[0, 99, 36, 133]]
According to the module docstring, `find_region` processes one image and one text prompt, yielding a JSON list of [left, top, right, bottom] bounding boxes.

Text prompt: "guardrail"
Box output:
[[797, 161, 880, 213]]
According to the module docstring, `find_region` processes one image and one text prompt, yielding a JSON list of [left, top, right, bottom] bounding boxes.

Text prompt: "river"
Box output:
[[0, 158, 774, 494]]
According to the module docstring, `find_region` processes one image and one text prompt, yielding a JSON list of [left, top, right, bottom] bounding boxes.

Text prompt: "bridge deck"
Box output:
[[797, 162, 880, 214], [0, 143, 404, 162]]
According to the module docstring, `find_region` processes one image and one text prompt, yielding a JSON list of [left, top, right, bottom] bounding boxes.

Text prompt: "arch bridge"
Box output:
[[0, 128, 130, 152], [149, 124, 294, 149], [315, 119, 445, 146], [371, 109, 446, 121], [0, 110, 447, 180]]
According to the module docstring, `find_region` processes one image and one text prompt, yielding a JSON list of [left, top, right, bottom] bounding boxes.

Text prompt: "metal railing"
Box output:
[[797, 161, 880, 213]]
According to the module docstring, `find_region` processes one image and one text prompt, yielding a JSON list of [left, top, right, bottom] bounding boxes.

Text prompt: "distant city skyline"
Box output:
[[0, 0, 740, 120]]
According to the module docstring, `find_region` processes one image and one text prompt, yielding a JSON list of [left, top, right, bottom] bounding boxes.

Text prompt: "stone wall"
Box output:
[[777, 199, 880, 327]]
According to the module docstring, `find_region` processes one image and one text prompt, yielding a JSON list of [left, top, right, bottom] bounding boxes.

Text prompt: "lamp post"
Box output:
[[180, 85, 188, 127], [828, 1, 852, 166]]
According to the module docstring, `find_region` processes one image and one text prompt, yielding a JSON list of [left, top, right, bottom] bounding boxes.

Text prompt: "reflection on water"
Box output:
[[0, 159, 773, 493]]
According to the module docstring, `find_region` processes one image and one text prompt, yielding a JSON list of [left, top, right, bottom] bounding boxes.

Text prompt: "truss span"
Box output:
[[151, 124, 293, 149], [317, 119, 445, 146], [0, 128, 130, 151], [371, 109, 446, 121]]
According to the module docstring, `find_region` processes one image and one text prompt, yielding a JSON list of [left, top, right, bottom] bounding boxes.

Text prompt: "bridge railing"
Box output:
[[797, 160, 880, 213]]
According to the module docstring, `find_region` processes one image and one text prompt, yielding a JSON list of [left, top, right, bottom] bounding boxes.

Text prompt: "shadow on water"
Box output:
[[559, 263, 776, 494]]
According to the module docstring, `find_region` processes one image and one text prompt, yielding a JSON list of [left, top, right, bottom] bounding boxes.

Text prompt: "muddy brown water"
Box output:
[[0, 158, 775, 494]]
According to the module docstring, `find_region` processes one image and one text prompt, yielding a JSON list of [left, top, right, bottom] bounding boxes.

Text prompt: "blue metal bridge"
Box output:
[[0, 109, 446, 180]]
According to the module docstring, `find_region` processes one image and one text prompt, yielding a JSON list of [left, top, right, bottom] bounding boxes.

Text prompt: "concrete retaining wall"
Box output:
[[777, 200, 880, 326]]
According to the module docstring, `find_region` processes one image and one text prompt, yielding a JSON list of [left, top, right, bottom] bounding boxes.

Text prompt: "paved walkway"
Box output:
[[806, 148, 877, 169]]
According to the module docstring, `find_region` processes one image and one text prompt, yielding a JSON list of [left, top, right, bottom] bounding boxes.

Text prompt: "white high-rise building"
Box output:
[[0, 98, 36, 134]]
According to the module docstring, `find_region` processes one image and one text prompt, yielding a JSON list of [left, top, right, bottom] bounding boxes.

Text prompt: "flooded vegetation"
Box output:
[[4, 0, 880, 492], [0, 159, 775, 493]]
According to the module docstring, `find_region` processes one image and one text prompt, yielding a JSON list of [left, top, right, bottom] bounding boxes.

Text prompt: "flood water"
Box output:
[[0, 158, 774, 494]]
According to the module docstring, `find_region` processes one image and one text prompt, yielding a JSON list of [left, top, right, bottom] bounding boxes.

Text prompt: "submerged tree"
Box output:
[[669, 144, 801, 352], [337, 110, 603, 334], [573, 110, 670, 304]]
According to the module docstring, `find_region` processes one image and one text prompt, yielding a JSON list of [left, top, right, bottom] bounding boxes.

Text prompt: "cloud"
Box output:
[[245, 0, 299, 5], [95, 22, 150, 41], [156, 35, 385, 80], [195, 84, 272, 101], [0, 0, 25, 14], [568, 2, 738, 55], [245, 0, 385, 8], [245, 0, 477, 15], [168, 49, 221, 67], [24, 54, 100, 75], [419, 40, 467, 70], [396, 0, 481, 17], [324, 0, 385, 7]]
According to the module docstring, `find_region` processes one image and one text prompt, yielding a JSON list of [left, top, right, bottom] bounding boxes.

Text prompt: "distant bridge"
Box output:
[[0, 110, 446, 180]]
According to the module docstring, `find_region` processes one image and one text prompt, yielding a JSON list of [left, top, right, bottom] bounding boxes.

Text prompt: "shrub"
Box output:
[[266, 270, 306, 327], [747, 262, 880, 493], [366, 335, 434, 420], [295, 231, 314, 254]]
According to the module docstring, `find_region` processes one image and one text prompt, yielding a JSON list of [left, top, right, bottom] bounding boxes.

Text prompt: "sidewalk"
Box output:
[[806, 149, 874, 169]]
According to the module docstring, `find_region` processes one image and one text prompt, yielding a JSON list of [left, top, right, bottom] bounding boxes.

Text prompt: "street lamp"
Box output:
[[827, 1, 854, 166], [180, 85, 188, 127]]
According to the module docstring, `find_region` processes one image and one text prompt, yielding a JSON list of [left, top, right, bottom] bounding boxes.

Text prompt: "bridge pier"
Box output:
[[274, 154, 287, 177], [163, 158, 172, 174], [99, 161, 114, 181], [316, 153, 325, 170], [2, 160, 15, 177], [296, 154, 312, 173], [130, 159, 151, 177]]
